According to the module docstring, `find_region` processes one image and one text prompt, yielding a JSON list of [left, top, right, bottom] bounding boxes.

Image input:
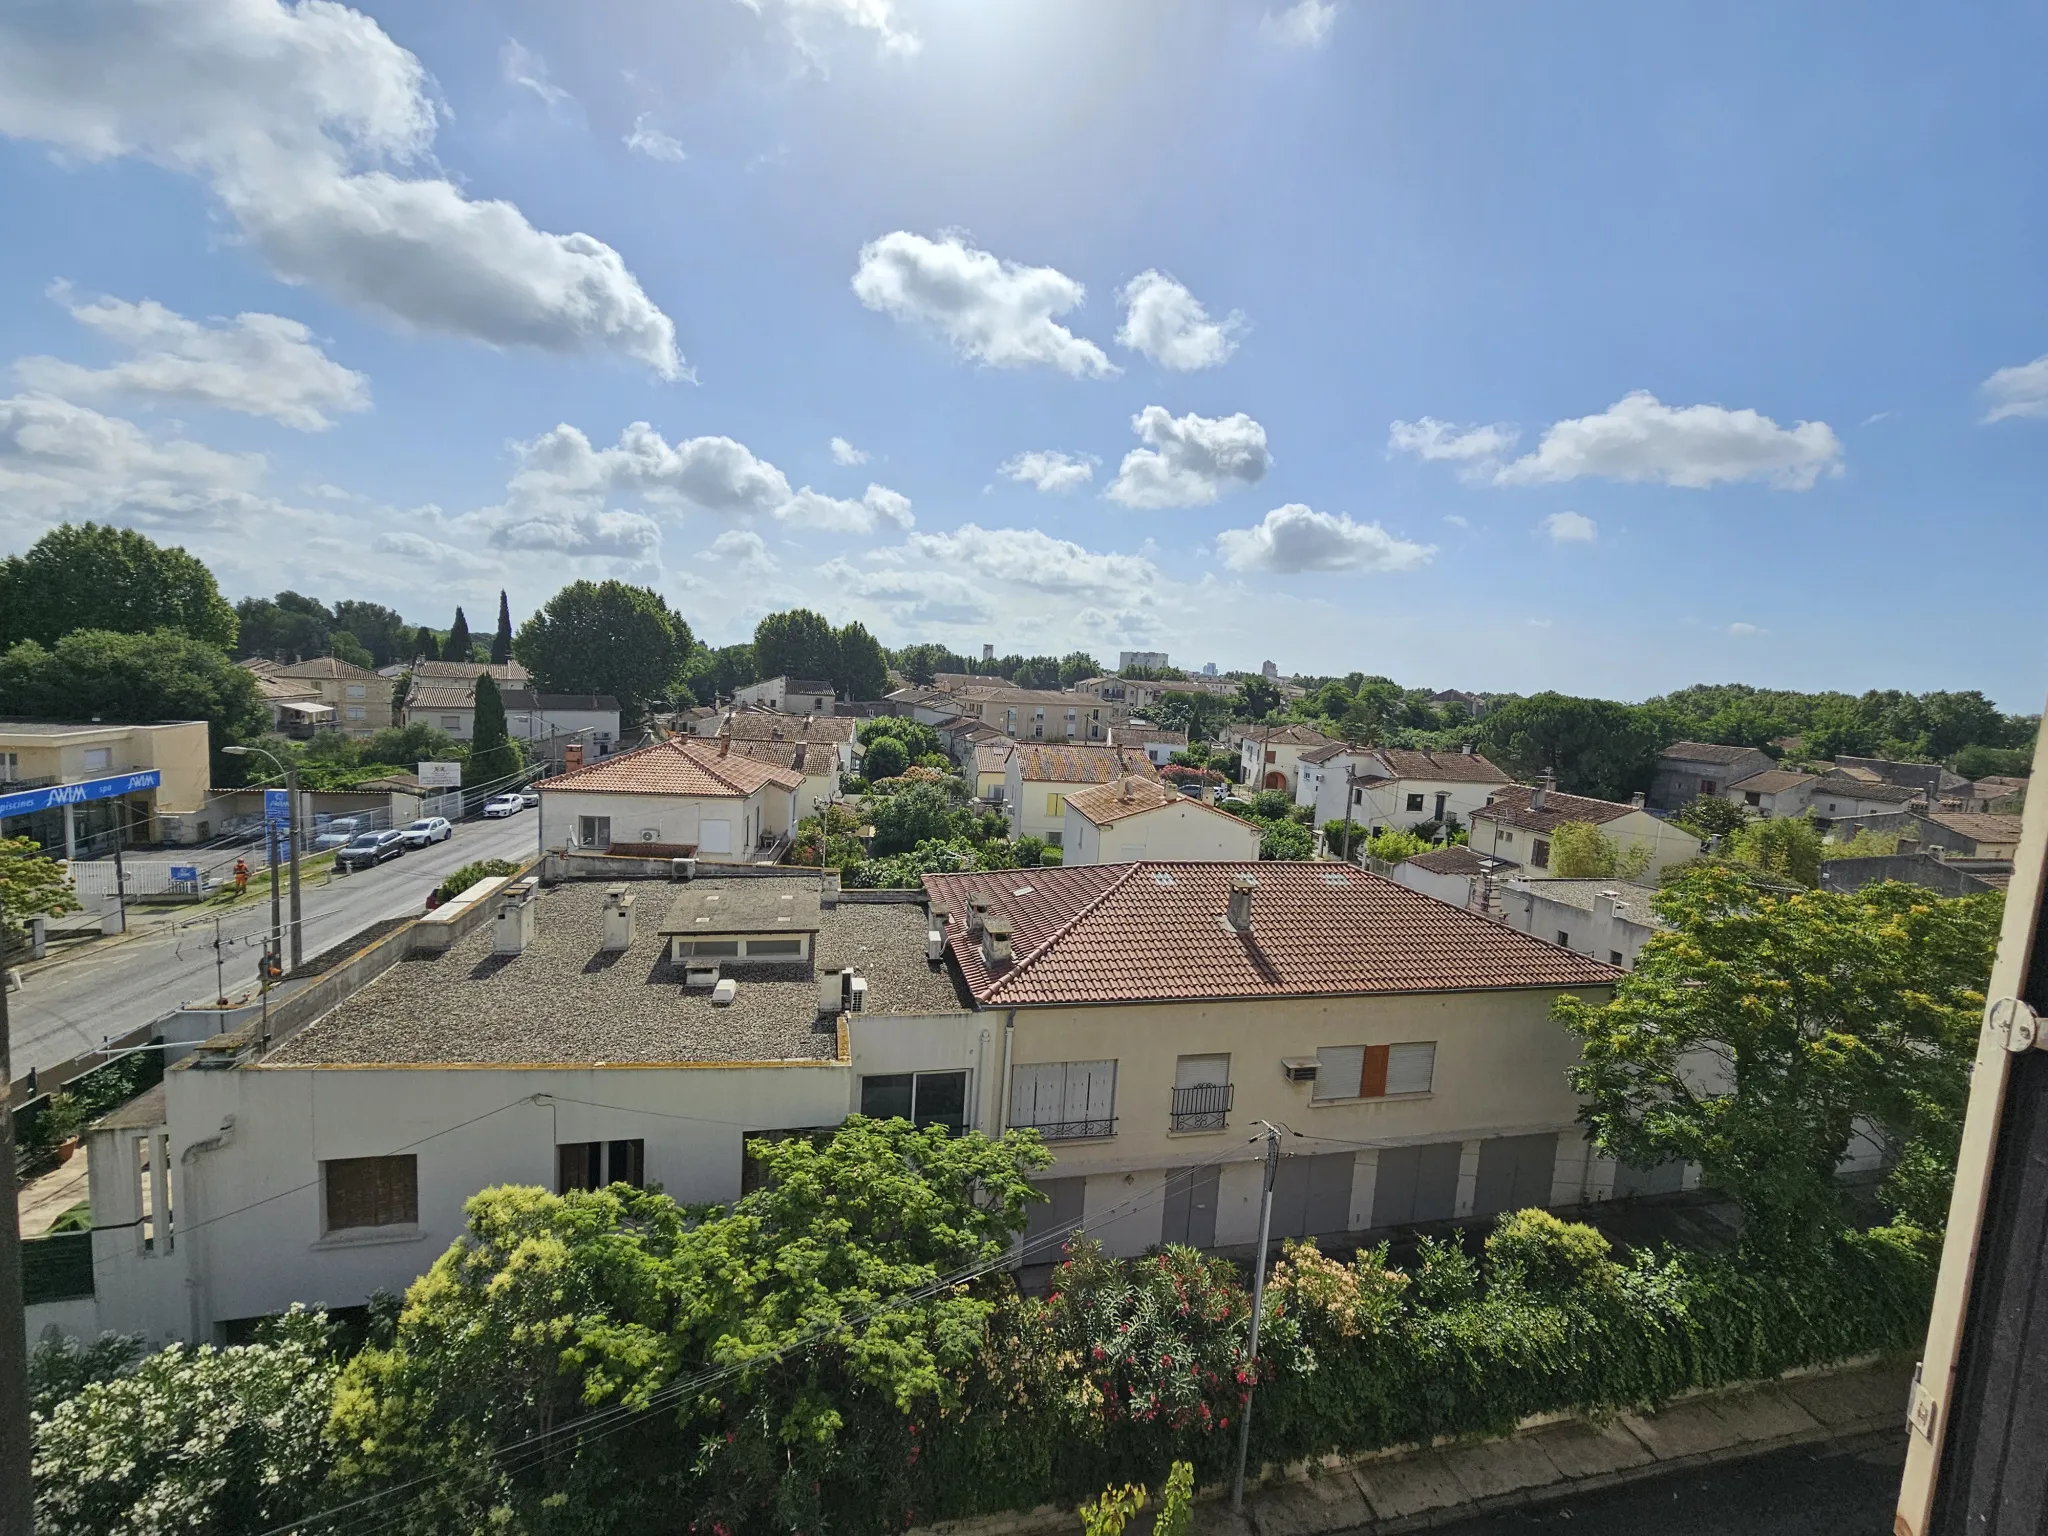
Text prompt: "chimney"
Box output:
[[1629, 791, 1646, 810], [980, 914, 1013, 970], [1461, 743, 1473, 755], [1529, 783, 1547, 812], [819, 869, 842, 906], [1897, 836, 1921, 857], [1227, 871, 1257, 934], [966, 895, 989, 939], [493, 878, 538, 956], [1117, 774, 1133, 801], [1595, 888, 1618, 924], [600, 884, 636, 952], [565, 742, 584, 772]]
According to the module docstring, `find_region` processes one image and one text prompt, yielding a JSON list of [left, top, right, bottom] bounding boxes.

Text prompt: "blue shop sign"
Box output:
[[0, 769, 162, 821], [170, 865, 198, 883], [265, 787, 291, 825]]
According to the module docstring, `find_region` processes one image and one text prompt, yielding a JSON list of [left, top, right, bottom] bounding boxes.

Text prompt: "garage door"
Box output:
[[1161, 1164, 1220, 1249], [1269, 1152, 1355, 1241], [1372, 1142, 1462, 1226], [1612, 1158, 1685, 1198], [1021, 1176, 1085, 1262], [1473, 1133, 1558, 1218]]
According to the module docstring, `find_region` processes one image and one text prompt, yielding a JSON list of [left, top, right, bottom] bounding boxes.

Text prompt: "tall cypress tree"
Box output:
[[491, 590, 513, 666], [469, 673, 518, 785], [411, 625, 437, 662], [442, 607, 472, 663]]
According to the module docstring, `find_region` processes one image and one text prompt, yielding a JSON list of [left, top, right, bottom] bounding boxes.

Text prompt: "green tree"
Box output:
[[234, 591, 333, 661], [889, 642, 965, 687], [330, 600, 410, 668], [861, 734, 910, 781], [467, 674, 519, 786], [0, 630, 268, 779], [1232, 676, 1283, 720], [1009, 656, 1063, 690], [326, 1121, 1050, 1535], [1363, 826, 1430, 863], [1557, 867, 2000, 1252], [833, 621, 890, 701], [441, 606, 472, 663], [1954, 744, 2033, 781], [1673, 796, 1751, 843], [1, 836, 81, 931], [409, 624, 438, 662], [869, 780, 963, 854], [514, 581, 692, 726], [360, 721, 461, 769], [1257, 819, 1313, 860], [754, 608, 838, 683], [31, 1307, 337, 1536], [1479, 692, 1671, 802], [327, 628, 374, 669], [1549, 821, 1653, 880], [859, 717, 942, 760], [491, 590, 513, 666], [1058, 651, 1102, 688], [1153, 690, 1230, 744], [0, 523, 237, 651], [1727, 814, 1824, 887]]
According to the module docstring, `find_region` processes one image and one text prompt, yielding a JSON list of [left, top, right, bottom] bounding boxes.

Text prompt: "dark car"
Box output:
[[335, 829, 406, 870]]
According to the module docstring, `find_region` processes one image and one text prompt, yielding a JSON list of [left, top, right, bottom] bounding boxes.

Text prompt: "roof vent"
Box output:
[[1226, 871, 1257, 935], [684, 961, 720, 990], [980, 914, 1014, 970], [600, 885, 636, 953], [711, 978, 738, 1006]]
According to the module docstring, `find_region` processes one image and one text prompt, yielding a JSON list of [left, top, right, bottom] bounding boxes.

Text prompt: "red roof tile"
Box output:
[[1012, 743, 1161, 785], [537, 737, 804, 797], [922, 861, 1620, 1007], [1474, 785, 1654, 834], [1064, 775, 1257, 829]]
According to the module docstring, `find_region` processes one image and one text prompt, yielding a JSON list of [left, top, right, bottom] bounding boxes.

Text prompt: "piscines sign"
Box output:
[[0, 769, 162, 821]]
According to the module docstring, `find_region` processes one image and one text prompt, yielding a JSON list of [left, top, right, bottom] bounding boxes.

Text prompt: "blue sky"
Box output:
[[2, 0, 2045, 706]]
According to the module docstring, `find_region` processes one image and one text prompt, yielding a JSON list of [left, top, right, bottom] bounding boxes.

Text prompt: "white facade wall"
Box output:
[[1469, 807, 1700, 879], [1297, 756, 1504, 833], [540, 785, 794, 860], [1061, 800, 1262, 865], [509, 706, 620, 750], [1499, 885, 1660, 968], [1386, 861, 1478, 909]]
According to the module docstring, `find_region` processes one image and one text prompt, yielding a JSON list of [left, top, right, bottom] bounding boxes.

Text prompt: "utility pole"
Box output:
[[266, 816, 283, 986], [0, 921, 36, 1535], [1232, 1122, 1284, 1512], [285, 762, 302, 971]]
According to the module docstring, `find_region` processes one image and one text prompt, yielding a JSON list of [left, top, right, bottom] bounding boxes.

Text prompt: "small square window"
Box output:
[[324, 1155, 417, 1232], [1558, 930, 1572, 947], [1405, 793, 1425, 812], [1609, 951, 1624, 966], [1532, 837, 1551, 867]]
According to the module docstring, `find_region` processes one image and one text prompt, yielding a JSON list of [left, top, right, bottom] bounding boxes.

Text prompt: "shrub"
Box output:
[[1257, 820, 1313, 860], [1484, 1210, 1616, 1297], [431, 859, 520, 906], [862, 734, 909, 781]]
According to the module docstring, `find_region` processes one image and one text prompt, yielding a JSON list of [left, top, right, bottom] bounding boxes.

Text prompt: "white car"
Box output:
[[400, 816, 453, 847], [482, 794, 524, 818]]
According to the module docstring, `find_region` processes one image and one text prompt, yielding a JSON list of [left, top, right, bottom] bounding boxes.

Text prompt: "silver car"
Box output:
[[400, 816, 453, 847]]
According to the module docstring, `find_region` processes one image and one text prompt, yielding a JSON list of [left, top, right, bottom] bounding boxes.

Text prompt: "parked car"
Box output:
[[311, 831, 354, 852], [482, 794, 524, 818], [400, 816, 453, 847], [519, 788, 540, 808], [335, 829, 407, 869]]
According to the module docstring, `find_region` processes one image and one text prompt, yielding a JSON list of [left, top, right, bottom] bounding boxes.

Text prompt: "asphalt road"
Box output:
[[1428, 1436, 1905, 1536], [10, 809, 541, 1079]]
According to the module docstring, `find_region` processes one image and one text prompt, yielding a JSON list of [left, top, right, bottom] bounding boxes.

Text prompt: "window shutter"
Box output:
[[1316, 1046, 1364, 1098], [1011, 1063, 1064, 1126], [1361, 1044, 1390, 1098], [379, 1155, 419, 1224], [1071, 1061, 1116, 1125], [1386, 1043, 1436, 1096]]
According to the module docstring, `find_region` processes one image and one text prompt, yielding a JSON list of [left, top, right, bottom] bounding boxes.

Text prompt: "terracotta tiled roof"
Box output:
[[1298, 742, 1352, 765], [1659, 741, 1764, 765], [722, 739, 838, 776], [1730, 769, 1815, 795], [274, 656, 383, 682], [537, 737, 804, 797], [1370, 748, 1512, 784], [974, 742, 1015, 775], [923, 861, 1621, 1007], [1235, 724, 1335, 749], [1064, 775, 1255, 829], [1925, 812, 2024, 843], [1474, 785, 1649, 835], [1813, 774, 1918, 804], [1013, 743, 1160, 785], [410, 659, 529, 683], [722, 712, 857, 745], [406, 683, 479, 712]]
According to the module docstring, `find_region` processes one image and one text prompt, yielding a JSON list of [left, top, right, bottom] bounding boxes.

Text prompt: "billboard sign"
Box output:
[[264, 787, 291, 826], [418, 760, 463, 788], [169, 865, 198, 883], [0, 769, 161, 822]]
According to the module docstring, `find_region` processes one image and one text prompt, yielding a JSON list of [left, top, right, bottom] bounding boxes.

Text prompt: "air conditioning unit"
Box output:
[[1281, 1058, 1319, 1084], [847, 976, 868, 1012], [926, 928, 946, 962], [671, 856, 696, 881], [639, 828, 659, 842]]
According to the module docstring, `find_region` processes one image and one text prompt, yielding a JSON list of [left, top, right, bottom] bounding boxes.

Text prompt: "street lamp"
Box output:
[[223, 745, 302, 971]]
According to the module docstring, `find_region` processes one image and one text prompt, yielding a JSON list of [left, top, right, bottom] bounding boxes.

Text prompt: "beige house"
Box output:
[[1469, 785, 1703, 878], [973, 741, 1016, 803], [720, 738, 844, 822], [270, 657, 394, 738], [948, 687, 1125, 744], [923, 862, 1623, 1255], [1236, 723, 1337, 795], [1061, 775, 1260, 864], [240, 660, 335, 739], [1005, 743, 1160, 847], [537, 737, 804, 861], [0, 719, 212, 851]]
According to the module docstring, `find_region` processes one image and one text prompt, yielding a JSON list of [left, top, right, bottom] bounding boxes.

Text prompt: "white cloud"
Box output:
[[776, 483, 915, 533], [1116, 271, 1245, 371], [739, 0, 922, 60], [1264, 0, 1337, 47], [829, 435, 868, 465], [1539, 510, 1597, 543], [1493, 391, 1842, 490], [711, 528, 779, 576], [1982, 354, 2048, 423], [1215, 504, 1434, 574], [819, 558, 995, 627], [1388, 417, 1521, 474], [502, 39, 574, 117], [1442, 514, 1470, 529], [624, 114, 687, 163], [478, 503, 664, 561], [998, 449, 1096, 493], [16, 288, 370, 431], [1727, 621, 1760, 636], [852, 231, 1117, 378], [0, 0, 682, 377], [1106, 406, 1270, 508], [907, 524, 1164, 602], [0, 391, 266, 524], [373, 528, 500, 576]]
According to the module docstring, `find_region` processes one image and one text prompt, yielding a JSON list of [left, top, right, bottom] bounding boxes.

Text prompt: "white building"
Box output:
[[538, 737, 803, 861], [1297, 745, 1512, 833], [1111, 725, 1189, 768], [502, 691, 621, 755], [1061, 775, 1261, 864], [1498, 879, 1665, 970], [1005, 743, 1162, 847], [1724, 768, 1819, 820], [733, 676, 836, 714], [1118, 651, 1171, 671], [1386, 845, 1495, 910], [1469, 785, 1703, 879], [1235, 724, 1337, 795]]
